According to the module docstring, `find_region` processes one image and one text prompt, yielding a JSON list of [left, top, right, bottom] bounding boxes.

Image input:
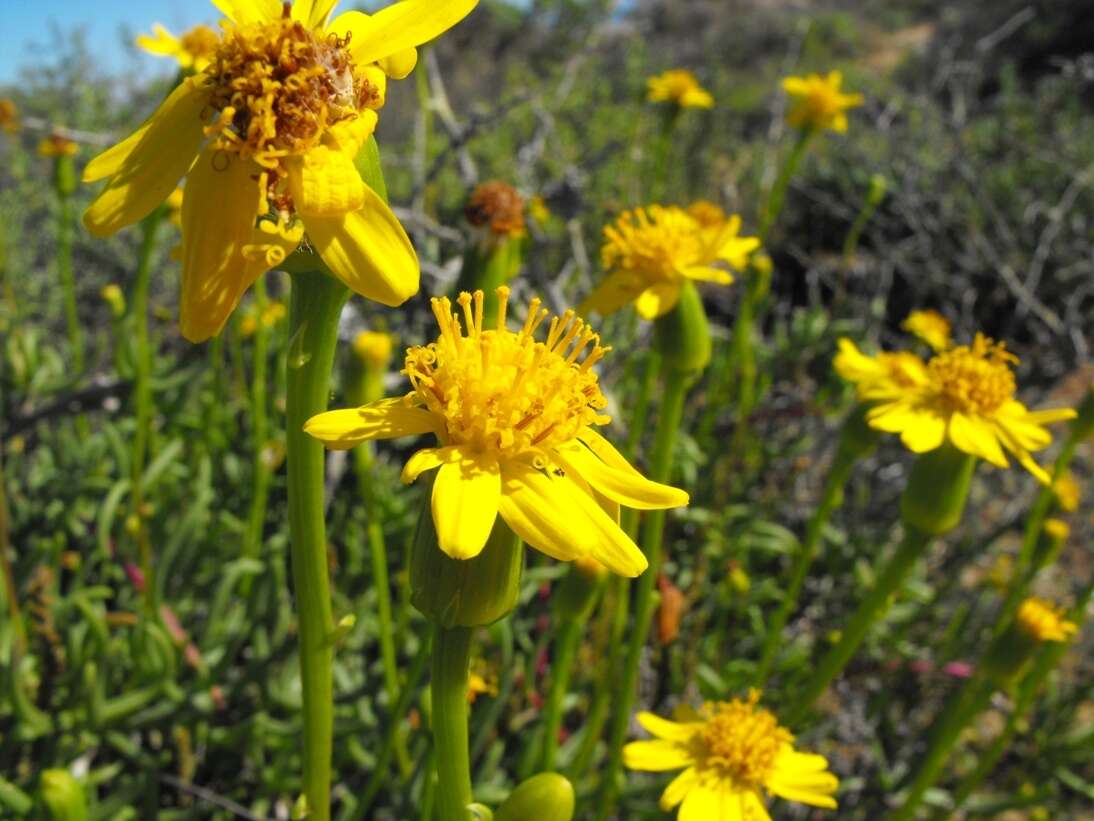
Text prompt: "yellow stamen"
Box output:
[[696, 690, 792, 786], [928, 333, 1017, 415]]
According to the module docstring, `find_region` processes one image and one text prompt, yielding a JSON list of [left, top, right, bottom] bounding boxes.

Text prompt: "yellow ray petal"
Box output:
[[288, 145, 366, 217], [209, 0, 282, 24], [622, 740, 691, 773], [948, 412, 1008, 467], [635, 711, 698, 741], [497, 462, 596, 563], [379, 48, 418, 79], [681, 265, 733, 285], [83, 78, 206, 236], [578, 270, 645, 317], [328, 0, 478, 67], [576, 428, 643, 476], [293, 0, 339, 28], [432, 453, 501, 560], [678, 784, 723, 821], [304, 190, 420, 307], [659, 766, 700, 810], [178, 149, 267, 342], [135, 24, 182, 57], [402, 446, 459, 484], [83, 124, 152, 183], [555, 442, 688, 510], [741, 790, 772, 821], [634, 282, 681, 320], [766, 778, 838, 809], [1024, 407, 1077, 426], [898, 409, 946, 453], [304, 398, 437, 449]]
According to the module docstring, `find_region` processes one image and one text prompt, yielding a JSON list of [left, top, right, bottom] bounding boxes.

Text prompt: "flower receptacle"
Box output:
[[900, 445, 977, 536], [654, 280, 711, 374]]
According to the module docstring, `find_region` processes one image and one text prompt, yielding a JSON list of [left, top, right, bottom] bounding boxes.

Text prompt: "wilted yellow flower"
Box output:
[[465, 180, 525, 237], [902, 309, 951, 352], [306, 287, 688, 573], [0, 98, 20, 133], [624, 690, 838, 819], [137, 23, 221, 73], [843, 334, 1075, 483], [1052, 473, 1080, 513], [1016, 597, 1077, 642], [647, 69, 714, 109], [352, 330, 394, 368], [83, 0, 478, 342], [583, 205, 760, 320], [782, 71, 863, 133], [37, 134, 79, 157]]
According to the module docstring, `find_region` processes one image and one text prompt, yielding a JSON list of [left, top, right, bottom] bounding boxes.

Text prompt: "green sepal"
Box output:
[[410, 491, 524, 628], [900, 445, 976, 536], [495, 773, 575, 821], [653, 279, 711, 373]]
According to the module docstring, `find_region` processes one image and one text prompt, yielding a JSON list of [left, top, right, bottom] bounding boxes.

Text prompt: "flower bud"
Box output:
[[654, 280, 711, 373], [553, 556, 606, 621], [410, 498, 524, 628], [348, 330, 394, 405], [100, 284, 126, 318], [495, 773, 575, 821], [40, 769, 86, 821], [867, 173, 888, 207], [900, 445, 976, 537]]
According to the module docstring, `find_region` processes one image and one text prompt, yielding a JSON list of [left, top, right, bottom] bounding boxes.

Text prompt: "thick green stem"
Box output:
[[57, 192, 83, 374], [598, 364, 691, 820], [892, 676, 995, 821], [542, 617, 582, 772], [787, 526, 934, 725], [619, 351, 661, 539], [130, 212, 163, 615], [755, 451, 856, 685], [286, 270, 348, 821], [431, 625, 473, 821]]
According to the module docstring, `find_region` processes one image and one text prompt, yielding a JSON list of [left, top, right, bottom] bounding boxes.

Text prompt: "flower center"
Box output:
[[928, 334, 1017, 415], [404, 288, 611, 460], [696, 691, 791, 786], [202, 4, 376, 169], [465, 181, 526, 237], [602, 206, 705, 283]]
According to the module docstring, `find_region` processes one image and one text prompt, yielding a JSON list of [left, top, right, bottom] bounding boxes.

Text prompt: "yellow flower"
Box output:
[[1042, 518, 1069, 542], [583, 205, 760, 320], [83, 0, 478, 343], [1016, 597, 1078, 642], [136, 23, 221, 72], [305, 287, 688, 573], [352, 329, 394, 368], [840, 335, 1075, 483], [833, 337, 928, 401], [529, 195, 552, 225], [782, 71, 863, 133], [100, 284, 126, 317], [902, 309, 951, 352], [1052, 472, 1080, 513], [0, 98, 18, 133], [624, 690, 838, 820], [647, 69, 714, 109], [467, 664, 498, 704], [37, 134, 79, 157]]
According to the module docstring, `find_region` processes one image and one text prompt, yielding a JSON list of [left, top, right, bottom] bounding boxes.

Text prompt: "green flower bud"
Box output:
[[867, 173, 888, 207], [553, 557, 606, 621], [900, 445, 976, 536], [40, 769, 86, 821], [410, 496, 524, 628], [654, 280, 711, 373], [495, 773, 575, 821]]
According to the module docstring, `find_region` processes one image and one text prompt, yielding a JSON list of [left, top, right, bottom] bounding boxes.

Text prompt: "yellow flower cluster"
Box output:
[[624, 690, 838, 819], [837, 315, 1075, 483], [1016, 597, 1078, 643]]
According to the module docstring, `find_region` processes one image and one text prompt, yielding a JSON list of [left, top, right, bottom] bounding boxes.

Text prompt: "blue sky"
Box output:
[[2, 0, 216, 83]]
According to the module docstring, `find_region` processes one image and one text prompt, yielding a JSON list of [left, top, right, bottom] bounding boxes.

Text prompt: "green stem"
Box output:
[[619, 351, 661, 539], [57, 191, 83, 374], [0, 446, 24, 653], [787, 525, 933, 725], [759, 128, 813, 241], [242, 278, 272, 594], [892, 675, 995, 821], [650, 107, 680, 201], [130, 212, 163, 616], [754, 450, 856, 685], [541, 616, 582, 772], [598, 364, 691, 820], [286, 270, 348, 821], [431, 625, 473, 821]]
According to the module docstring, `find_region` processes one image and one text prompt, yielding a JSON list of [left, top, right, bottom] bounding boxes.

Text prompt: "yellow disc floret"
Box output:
[[404, 288, 611, 461], [696, 690, 792, 786], [928, 334, 1017, 416], [601, 206, 704, 284], [203, 8, 375, 171]]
